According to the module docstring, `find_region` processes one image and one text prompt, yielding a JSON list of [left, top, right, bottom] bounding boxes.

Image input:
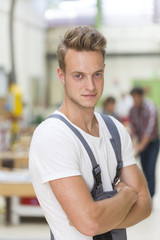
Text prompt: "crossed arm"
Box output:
[[49, 164, 151, 237]]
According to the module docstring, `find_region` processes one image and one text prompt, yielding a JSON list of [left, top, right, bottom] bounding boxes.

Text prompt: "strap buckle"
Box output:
[[93, 165, 102, 188], [112, 177, 120, 187]]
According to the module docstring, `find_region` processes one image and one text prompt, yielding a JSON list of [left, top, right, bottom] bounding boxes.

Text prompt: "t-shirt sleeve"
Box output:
[[29, 120, 81, 184], [110, 117, 136, 168]]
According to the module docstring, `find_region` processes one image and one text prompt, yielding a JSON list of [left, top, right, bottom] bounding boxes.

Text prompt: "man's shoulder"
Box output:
[[144, 98, 156, 109], [31, 113, 77, 146], [33, 115, 65, 135]]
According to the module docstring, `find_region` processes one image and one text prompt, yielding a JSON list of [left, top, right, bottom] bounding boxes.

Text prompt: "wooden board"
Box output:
[[0, 182, 35, 197]]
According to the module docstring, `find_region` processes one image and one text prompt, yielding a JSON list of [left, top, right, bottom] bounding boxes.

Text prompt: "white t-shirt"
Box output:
[[29, 111, 136, 240]]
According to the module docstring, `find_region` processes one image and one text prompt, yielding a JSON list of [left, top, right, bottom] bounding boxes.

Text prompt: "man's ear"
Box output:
[[57, 68, 65, 85]]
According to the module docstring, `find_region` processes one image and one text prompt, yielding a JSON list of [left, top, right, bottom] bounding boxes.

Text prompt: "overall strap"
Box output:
[[100, 114, 123, 186], [48, 114, 102, 187]]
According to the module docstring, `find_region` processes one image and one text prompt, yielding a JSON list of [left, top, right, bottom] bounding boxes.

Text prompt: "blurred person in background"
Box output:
[[129, 87, 160, 199], [116, 93, 133, 127], [102, 96, 119, 119]]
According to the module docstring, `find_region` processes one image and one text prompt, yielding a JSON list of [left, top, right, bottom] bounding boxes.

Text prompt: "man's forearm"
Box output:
[[114, 191, 151, 229], [92, 185, 137, 235], [139, 135, 151, 152]]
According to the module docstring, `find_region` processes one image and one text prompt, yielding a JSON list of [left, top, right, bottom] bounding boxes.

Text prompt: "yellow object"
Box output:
[[9, 83, 23, 117], [10, 119, 20, 149]]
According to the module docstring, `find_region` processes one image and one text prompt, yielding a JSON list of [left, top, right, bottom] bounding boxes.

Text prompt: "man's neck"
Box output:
[[58, 104, 99, 137]]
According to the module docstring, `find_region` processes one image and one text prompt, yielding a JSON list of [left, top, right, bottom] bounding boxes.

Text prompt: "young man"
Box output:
[[129, 87, 160, 198], [29, 26, 151, 240]]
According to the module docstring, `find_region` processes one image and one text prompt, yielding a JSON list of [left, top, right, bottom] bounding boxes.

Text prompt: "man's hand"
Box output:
[[115, 181, 138, 205], [114, 181, 127, 192], [133, 135, 151, 157]]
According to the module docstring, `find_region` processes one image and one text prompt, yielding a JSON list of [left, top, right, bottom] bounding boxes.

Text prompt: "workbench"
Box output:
[[0, 150, 29, 169], [0, 182, 35, 197], [0, 150, 43, 224], [0, 181, 37, 224]]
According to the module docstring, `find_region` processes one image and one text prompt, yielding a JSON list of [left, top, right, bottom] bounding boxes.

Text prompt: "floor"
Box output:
[[0, 154, 160, 240], [128, 152, 160, 240]]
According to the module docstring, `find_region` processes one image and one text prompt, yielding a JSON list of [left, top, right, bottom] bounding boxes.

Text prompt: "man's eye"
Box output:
[[94, 73, 101, 77], [75, 74, 83, 79], [95, 73, 100, 76]]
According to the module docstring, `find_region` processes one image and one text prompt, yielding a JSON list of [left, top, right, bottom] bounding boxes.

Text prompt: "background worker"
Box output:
[[29, 26, 151, 240], [129, 87, 160, 198], [102, 96, 119, 120]]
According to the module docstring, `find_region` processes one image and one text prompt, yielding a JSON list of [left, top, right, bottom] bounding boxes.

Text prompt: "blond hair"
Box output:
[[57, 26, 107, 72]]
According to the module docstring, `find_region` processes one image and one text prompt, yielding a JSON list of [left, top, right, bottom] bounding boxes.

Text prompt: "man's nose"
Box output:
[[85, 77, 95, 91]]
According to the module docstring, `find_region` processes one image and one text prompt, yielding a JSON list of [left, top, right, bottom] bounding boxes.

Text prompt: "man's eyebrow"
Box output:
[[94, 69, 104, 73], [71, 69, 104, 74], [71, 71, 84, 74]]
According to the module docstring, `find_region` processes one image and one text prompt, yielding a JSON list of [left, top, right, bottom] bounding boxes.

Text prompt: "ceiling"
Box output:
[[44, 0, 97, 27], [15, 0, 160, 28]]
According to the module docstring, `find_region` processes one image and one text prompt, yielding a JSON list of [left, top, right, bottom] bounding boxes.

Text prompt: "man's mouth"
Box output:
[[82, 94, 97, 99]]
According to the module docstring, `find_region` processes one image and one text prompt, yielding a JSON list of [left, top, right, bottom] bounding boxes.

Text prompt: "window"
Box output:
[[44, 0, 160, 27], [102, 0, 158, 25]]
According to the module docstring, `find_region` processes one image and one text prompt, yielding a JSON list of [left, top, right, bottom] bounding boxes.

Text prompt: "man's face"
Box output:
[[132, 93, 143, 108], [105, 102, 115, 114], [58, 49, 105, 109]]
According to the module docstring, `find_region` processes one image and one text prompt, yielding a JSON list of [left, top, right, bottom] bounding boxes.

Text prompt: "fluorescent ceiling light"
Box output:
[[44, 0, 97, 25]]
